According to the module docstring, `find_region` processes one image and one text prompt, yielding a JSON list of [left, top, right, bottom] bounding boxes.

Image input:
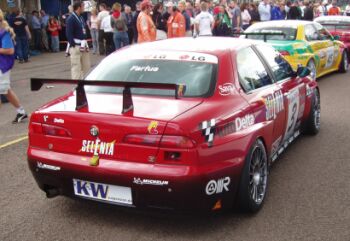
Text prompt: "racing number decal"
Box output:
[[284, 88, 300, 141], [325, 47, 335, 68]]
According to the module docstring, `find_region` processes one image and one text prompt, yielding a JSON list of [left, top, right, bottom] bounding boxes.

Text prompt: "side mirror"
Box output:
[[333, 35, 340, 41], [296, 66, 311, 78]]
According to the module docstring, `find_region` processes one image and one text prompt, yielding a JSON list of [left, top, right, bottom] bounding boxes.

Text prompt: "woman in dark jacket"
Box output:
[[152, 3, 167, 40], [248, 3, 260, 24]]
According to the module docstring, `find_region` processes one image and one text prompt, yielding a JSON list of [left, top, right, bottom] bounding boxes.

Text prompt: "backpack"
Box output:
[[0, 29, 15, 74]]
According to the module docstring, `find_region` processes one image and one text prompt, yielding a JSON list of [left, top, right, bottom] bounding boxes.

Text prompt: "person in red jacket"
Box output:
[[48, 16, 61, 52], [328, 1, 340, 15], [167, 6, 186, 38]]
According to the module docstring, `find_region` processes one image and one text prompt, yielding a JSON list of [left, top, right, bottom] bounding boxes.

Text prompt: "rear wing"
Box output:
[[31, 78, 186, 114], [238, 31, 286, 42]]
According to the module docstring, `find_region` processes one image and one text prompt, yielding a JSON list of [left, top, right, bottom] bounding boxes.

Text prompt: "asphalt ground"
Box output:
[[0, 52, 349, 241]]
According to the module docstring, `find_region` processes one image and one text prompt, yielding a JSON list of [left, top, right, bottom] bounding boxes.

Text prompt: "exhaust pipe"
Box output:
[[45, 188, 60, 198]]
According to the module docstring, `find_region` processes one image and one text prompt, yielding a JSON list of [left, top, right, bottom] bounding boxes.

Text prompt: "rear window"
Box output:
[[244, 27, 297, 41], [318, 23, 350, 31], [85, 52, 217, 97]]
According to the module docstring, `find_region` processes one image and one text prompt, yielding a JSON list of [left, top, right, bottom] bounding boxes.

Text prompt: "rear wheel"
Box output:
[[238, 139, 268, 213], [338, 51, 349, 73], [307, 59, 317, 81], [304, 88, 320, 135]]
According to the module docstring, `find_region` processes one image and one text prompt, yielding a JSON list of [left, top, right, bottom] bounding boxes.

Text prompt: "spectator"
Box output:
[[258, 0, 271, 21], [288, 1, 302, 19], [230, 0, 242, 33], [167, 6, 186, 38], [318, 0, 328, 16], [123, 5, 134, 44], [152, 3, 167, 40], [48, 16, 60, 52], [178, 1, 192, 37], [344, 3, 350, 16], [0, 9, 28, 123], [31, 10, 42, 51], [194, 1, 214, 36], [303, 0, 314, 20], [132, 1, 142, 43], [60, 5, 73, 49], [97, 3, 109, 55], [111, 2, 129, 50], [88, 8, 99, 54], [40, 10, 49, 51], [328, 0, 340, 15], [66, 1, 91, 79], [271, 1, 284, 20], [136, 0, 156, 43], [12, 9, 31, 63], [241, 3, 251, 30], [249, 3, 260, 24], [100, 11, 115, 55], [214, 5, 232, 36], [298, 0, 305, 18]]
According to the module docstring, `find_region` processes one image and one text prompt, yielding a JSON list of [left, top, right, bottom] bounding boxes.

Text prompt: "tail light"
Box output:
[[29, 122, 71, 137], [123, 134, 195, 148], [123, 134, 161, 146], [279, 50, 290, 56]]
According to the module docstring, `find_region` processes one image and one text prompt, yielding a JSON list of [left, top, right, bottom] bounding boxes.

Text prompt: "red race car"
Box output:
[[28, 37, 320, 213], [314, 16, 350, 55]]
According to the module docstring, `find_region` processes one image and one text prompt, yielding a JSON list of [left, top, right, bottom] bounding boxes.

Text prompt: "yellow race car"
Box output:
[[242, 20, 349, 80]]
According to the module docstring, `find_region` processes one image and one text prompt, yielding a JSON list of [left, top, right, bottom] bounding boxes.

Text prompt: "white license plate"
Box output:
[[73, 179, 132, 205]]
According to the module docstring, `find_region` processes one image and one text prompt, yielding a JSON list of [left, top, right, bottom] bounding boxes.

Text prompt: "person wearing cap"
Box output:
[[167, 5, 186, 38], [66, 1, 91, 79], [137, 0, 156, 43]]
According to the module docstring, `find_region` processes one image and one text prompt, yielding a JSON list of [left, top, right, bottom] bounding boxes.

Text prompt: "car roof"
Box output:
[[249, 20, 312, 28], [113, 37, 257, 56], [314, 15, 350, 23]]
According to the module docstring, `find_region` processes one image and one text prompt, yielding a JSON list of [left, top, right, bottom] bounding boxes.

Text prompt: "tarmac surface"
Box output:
[[0, 52, 349, 241]]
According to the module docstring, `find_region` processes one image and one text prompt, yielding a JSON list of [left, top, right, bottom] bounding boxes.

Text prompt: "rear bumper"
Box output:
[[28, 147, 245, 212]]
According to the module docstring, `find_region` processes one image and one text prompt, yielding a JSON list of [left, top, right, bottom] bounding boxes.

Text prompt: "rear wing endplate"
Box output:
[[31, 78, 186, 114]]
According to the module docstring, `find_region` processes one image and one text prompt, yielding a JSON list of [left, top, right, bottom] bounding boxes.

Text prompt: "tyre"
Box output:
[[238, 139, 268, 213], [307, 59, 317, 81], [304, 88, 321, 135], [338, 51, 349, 73]]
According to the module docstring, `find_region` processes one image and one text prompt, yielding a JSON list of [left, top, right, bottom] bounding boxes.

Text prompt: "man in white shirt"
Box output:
[[258, 0, 271, 21], [100, 13, 115, 55], [97, 3, 109, 55], [194, 1, 214, 36]]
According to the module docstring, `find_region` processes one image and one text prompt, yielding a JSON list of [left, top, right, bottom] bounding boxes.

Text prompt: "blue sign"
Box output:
[[7, 0, 16, 8]]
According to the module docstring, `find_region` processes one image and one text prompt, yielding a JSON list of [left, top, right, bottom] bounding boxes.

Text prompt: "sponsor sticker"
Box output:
[[133, 177, 169, 186], [201, 119, 216, 147], [235, 114, 255, 131], [37, 162, 61, 171], [205, 177, 231, 195], [134, 51, 218, 64], [218, 83, 235, 96], [147, 121, 159, 134], [263, 90, 284, 120], [80, 139, 115, 156]]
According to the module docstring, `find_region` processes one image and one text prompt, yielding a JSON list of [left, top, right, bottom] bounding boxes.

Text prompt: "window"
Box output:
[[314, 22, 332, 41], [304, 24, 318, 41], [236, 47, 272, 92], [85, 59, 217, 97], [256, 45, 294, 82], [244, 27, 297, 41]]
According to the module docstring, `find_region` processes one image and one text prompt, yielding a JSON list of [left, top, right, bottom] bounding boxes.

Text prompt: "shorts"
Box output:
[[0, 70, 11, 95]]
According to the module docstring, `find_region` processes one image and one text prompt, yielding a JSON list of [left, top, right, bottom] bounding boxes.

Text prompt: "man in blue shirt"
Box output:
[[66, 1, 91, 79], [31, 10, 42, 51], [0, 9, 28, 123]]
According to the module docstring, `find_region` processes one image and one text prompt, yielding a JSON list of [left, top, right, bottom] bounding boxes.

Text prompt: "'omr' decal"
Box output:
[[201, 119, 216, 147]]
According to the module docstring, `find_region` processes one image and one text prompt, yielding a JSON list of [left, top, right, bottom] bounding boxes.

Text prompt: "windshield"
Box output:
[[244, 27, 297, 41], [85, 53, 217, 97]]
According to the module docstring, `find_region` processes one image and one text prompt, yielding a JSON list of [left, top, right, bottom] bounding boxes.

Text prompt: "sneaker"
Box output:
[[12, 113, 28, 124]]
